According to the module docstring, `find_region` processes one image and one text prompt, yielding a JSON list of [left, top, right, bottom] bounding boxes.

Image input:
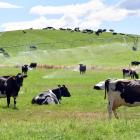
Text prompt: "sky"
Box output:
[[0, 0, 140, 34]]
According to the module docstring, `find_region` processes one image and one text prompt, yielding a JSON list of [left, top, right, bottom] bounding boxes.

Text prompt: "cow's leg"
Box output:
[[14, 97, 17, 108], [113, 109, 119, 119], [108, 100, 114, 119], [7, 96, 10, 107], [123, 72, 125, 78]]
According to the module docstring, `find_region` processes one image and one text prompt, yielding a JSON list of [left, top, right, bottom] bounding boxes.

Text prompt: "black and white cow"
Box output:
[[0, 73, 27, 108], [79, 64, 86, 74], [122, 68, 139, 79], [94, 79, 140, 119], [22, 64, 29, 75], [32, 85, 71, 105]]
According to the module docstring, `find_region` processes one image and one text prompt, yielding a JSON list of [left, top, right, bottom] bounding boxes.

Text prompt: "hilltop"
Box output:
[[0, 29, 139, 66]]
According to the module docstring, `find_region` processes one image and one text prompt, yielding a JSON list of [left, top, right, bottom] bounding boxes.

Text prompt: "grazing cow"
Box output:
[[131, 61, 140, 66], [94, 79, 140, 119], [122, 68, 139, 79], [43, 27, 55, 30], [0, 73, 27, 108], [29, 63, 37, 68], [112, 32, 117, 35], [102, 29, 107, 32], [22, 64, 28, 75], [120, 33, 125, 35], [79, 64, 86, 74], [82, 29, 93, 34], [22, 30, 26, 34], [32, 85, 71, 105], [30, 45, 37, 50], [109, 29, 114, 32], [74, 27, 80, 32]]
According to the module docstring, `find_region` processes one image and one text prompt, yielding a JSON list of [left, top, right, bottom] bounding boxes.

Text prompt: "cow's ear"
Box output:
[[62, 85, 65, 87], [58, 85, 61, 87]]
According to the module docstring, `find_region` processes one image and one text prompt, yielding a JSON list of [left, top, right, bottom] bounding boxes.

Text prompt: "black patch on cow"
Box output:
[[104, 79, 111, 99], [115, 81, 140, 104], [52, 85, 71, 100]]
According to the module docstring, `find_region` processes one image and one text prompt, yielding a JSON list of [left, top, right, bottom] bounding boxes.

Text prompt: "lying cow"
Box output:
[[94, 79, 140, 119], [32, 85, 71, 105], [0, 73, 27, 108], [122, 68, 139, 79]]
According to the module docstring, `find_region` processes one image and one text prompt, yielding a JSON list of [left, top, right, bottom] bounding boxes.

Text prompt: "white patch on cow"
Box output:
[[44, 97, 55, 104], [94, 81, 105, 90], [35, 95, 39, 100], [0, 92, 6, 98], [125, 73, 130, 76], [28, 67, 33, 71]]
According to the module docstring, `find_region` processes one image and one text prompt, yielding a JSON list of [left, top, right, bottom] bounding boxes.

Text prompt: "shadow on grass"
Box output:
[[1, 106, 19, 110]]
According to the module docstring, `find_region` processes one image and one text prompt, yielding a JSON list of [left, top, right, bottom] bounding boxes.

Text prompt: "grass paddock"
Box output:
[[0, 67, 139, 140]]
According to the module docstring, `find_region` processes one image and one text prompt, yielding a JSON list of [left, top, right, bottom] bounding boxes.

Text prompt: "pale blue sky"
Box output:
[[0, 0, 140, 34]]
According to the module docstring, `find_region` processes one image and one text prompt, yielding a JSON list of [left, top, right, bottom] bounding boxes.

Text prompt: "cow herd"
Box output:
[[0, 61, 140, 120], [94, 61, 140, 119], [0, 63, 71, 109]]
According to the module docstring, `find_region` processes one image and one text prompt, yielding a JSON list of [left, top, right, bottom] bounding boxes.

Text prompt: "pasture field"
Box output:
[[0, 67, 140, 140], [0, 29, 140, 139]]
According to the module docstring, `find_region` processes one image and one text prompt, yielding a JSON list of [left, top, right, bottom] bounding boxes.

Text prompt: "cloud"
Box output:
[[1, 17, 48, 31], [1, 0, 140, 31], [30, 0, 105, 16], [117, 0, 140, 10], [0, 2, 22, 8], [1, 15, 81, 31]]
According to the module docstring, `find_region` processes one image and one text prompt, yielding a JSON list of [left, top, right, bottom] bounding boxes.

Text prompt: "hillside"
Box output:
[[0, 29, 139, 66]]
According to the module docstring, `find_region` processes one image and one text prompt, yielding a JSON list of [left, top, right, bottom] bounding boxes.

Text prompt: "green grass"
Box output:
[[0, 68, 140, 140], [0, 29, 140, 139]]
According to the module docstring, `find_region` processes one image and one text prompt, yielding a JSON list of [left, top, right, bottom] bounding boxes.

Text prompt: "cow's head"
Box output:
[[60, 85, 71, 97], [15, 73, 27, 87], [94, 81, 106, 90]]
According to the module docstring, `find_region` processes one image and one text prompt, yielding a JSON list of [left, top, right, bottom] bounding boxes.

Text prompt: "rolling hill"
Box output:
[[0, 29, 139, 67]]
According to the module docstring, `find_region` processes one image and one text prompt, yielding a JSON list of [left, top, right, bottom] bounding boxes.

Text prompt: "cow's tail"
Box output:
[[104, 79, 110, 99], [134, 72, 139, 79]]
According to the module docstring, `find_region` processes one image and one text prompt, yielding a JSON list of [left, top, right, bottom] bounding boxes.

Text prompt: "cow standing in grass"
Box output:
[[22, 64, 29, 75], [0, 73, 27, 108], [94, 79, 140, 119], [122, 68, 139, 79], [79, 64, 86, 74]]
